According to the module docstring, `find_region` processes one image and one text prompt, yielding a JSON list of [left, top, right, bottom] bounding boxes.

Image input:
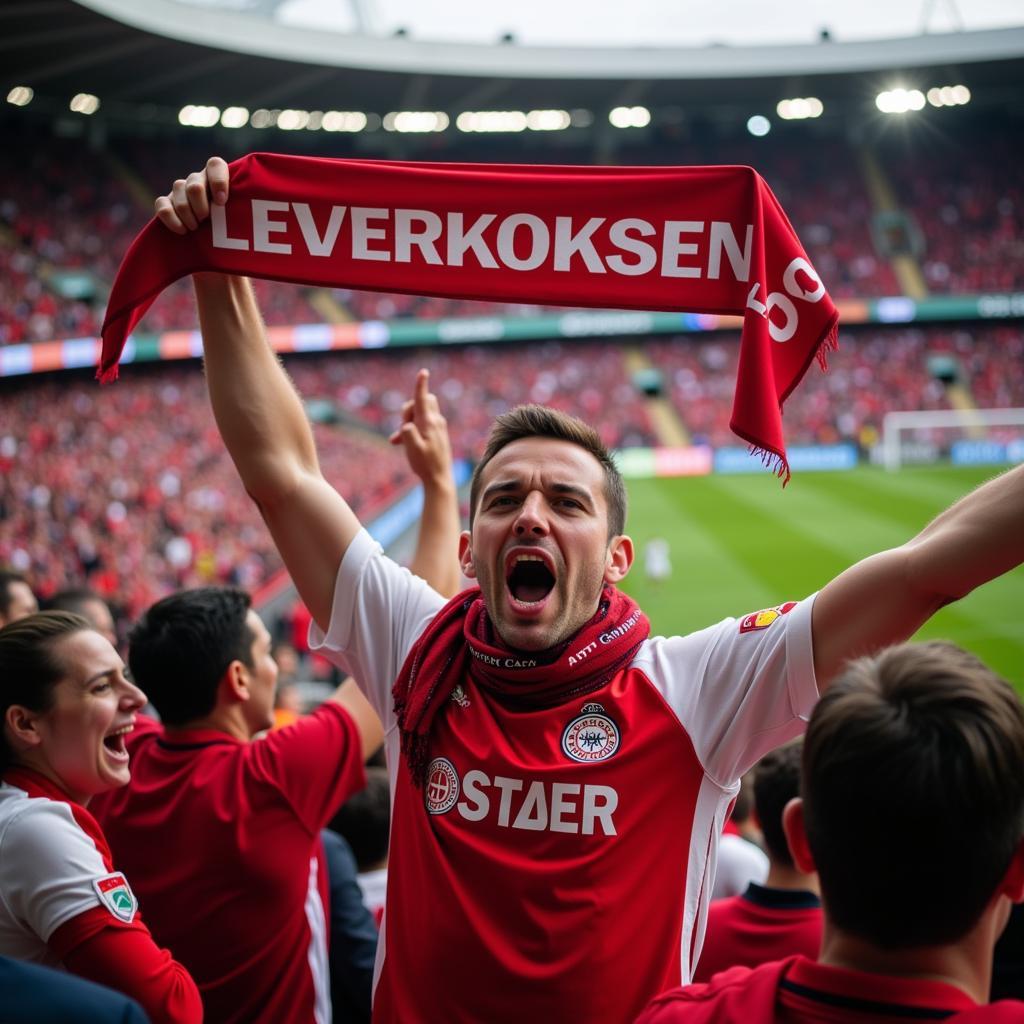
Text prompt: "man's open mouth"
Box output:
[[506, 553, 557, 606]]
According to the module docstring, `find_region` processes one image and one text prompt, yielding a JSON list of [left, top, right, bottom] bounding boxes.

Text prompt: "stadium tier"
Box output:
[[0, 122, 1021, 345]]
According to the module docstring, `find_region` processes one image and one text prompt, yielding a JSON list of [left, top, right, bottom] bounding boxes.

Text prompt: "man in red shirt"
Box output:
[[154, 158, 1024, 1023], [91, 587, 382, 1024], [694, 741, 821, 982], [639, 641, 1024, 1023]]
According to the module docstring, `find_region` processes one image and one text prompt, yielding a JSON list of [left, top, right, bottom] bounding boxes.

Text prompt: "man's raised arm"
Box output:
[[157, 157, 360, 630], [391, 368, 464, 598], [812, 463, 1024, 687]]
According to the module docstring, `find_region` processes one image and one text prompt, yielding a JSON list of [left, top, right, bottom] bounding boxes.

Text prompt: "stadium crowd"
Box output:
[[1, 124, 1021, 345]]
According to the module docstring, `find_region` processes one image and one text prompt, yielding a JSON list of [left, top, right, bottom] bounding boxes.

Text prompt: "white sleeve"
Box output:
[[0, 802, 108, 942], [635, 594, 819, 787], [308, 528, 447, 731]]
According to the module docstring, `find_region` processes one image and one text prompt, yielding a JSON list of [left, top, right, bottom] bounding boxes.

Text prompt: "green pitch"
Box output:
[[619, 465, 1024, 689]]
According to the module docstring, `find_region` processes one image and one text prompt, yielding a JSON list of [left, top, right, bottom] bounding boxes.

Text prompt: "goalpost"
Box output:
[[882, 408, 1024, 471]]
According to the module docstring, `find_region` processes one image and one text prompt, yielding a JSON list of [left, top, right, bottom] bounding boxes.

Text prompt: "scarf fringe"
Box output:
[[96, 363, 120, 384], [747, 444, 791, 487], [815, 318, 840, 373]]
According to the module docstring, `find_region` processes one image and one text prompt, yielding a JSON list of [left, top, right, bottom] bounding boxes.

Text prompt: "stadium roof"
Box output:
[[4, 0, 1024, 133]]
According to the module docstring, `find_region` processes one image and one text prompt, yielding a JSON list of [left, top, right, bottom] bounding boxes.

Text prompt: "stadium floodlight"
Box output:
[[383, 111, 449, 133], [278, 109, 311, 130], [178, 105, 220, 128], [70, 93, 100, 115], [220, 106, 249, 129], [526, 109, 571, 131], [321, 111, 367, 132], [249, 109, 278, 128], [926, 84, 972, 108], [776, 97, 823, 120], [875, 88, 925, 114], [7, 86, 33, 107], [456, 111, 528, 133], [746, 115, 771, 137], [609, 106, 650, 129]]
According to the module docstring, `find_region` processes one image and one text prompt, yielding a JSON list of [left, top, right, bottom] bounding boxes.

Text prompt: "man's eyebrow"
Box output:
[[480, 479, 522, 500], [549, 483, 595, 504]]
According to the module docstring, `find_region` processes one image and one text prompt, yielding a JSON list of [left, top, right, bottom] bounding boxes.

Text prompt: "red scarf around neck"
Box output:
[[393, 583, 650, 786], [99, 153, 838, 481]]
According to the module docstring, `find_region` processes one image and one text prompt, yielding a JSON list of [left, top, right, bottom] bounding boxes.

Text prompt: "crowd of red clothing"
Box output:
[[3, 324, 1021, 619], [1, 129, 1020, 346]]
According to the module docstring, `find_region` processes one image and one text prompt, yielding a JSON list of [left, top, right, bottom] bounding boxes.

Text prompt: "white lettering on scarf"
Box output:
[[211, 200, 760, 286]]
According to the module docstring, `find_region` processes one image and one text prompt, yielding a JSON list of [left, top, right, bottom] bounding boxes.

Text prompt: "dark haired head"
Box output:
[[329, 766, 391, 872], [469, 405, 627, 539], [128, 588, 255, 727], [753, 741, 802, 867], [44, 589, 116, 646], [802, 641, 1024, 949], [0, 611, 92, 770], [0, 570, 37, 625]]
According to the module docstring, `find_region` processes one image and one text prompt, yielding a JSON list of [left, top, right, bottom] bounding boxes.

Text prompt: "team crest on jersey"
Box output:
[[425, 757, 460, 815], [561, 702, 620, 763], [738, 601, 797, 634], [92, 873, 138, 923], [449, 683, 471, 709]]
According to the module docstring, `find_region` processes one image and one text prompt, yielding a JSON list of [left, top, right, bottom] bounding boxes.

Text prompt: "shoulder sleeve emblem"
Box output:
[[92, 872, 138, 923], [738, 601, 798, 634]]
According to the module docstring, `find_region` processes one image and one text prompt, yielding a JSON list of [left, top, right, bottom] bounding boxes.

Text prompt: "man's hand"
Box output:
[[391, 369, 463, 597], [154, 156, 229, 233], [389, 369, 454, 488]]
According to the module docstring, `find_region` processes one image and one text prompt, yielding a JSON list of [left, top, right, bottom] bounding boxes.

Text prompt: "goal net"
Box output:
[[881, 408, 1024, 471]]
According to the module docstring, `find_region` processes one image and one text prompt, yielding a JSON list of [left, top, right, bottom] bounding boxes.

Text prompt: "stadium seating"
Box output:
[[3, 324, 1021, 616], [1, 125, 1020, 344]]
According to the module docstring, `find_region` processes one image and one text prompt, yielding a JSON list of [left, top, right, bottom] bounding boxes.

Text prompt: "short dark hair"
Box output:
[[329, 767, 391, 872], [0, 570, 30, 620], [128, 588, 255, 727], [469, 405, 627, 538], [802, 641, 1024, 949], [0, 611, 92, 770], [753, 741, 802, 867], [44, 588, 104, 617]]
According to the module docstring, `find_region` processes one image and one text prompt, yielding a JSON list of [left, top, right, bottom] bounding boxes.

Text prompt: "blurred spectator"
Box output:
[[0, 570, 37, 626], [330, 766, 392, 927], [694, 741, 821, 983], [42, 588, 117, 649]]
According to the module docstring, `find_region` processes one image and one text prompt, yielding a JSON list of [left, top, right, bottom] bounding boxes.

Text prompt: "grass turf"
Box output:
[[618, 464, 1024, 689]]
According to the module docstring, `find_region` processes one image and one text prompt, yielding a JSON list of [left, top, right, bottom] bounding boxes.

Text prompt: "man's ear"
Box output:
[[459, 531, 476, 580], [4, 705, 43, 752], [220, 660, 250, 704], [999, 839, 1024, 903], [782, 798, 816, 874], [604, 535, 634, 584]]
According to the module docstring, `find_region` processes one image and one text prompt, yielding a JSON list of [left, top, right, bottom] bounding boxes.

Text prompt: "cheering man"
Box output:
[[151, 157, 1024, 1024]]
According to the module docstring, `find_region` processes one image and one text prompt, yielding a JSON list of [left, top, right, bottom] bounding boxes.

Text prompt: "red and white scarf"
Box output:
[[100, 153, 838, 480], [393, 584, 650, 786]]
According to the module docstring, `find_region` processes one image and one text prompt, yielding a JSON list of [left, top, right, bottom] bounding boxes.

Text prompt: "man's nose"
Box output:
[[513, 492, 548, 536]]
